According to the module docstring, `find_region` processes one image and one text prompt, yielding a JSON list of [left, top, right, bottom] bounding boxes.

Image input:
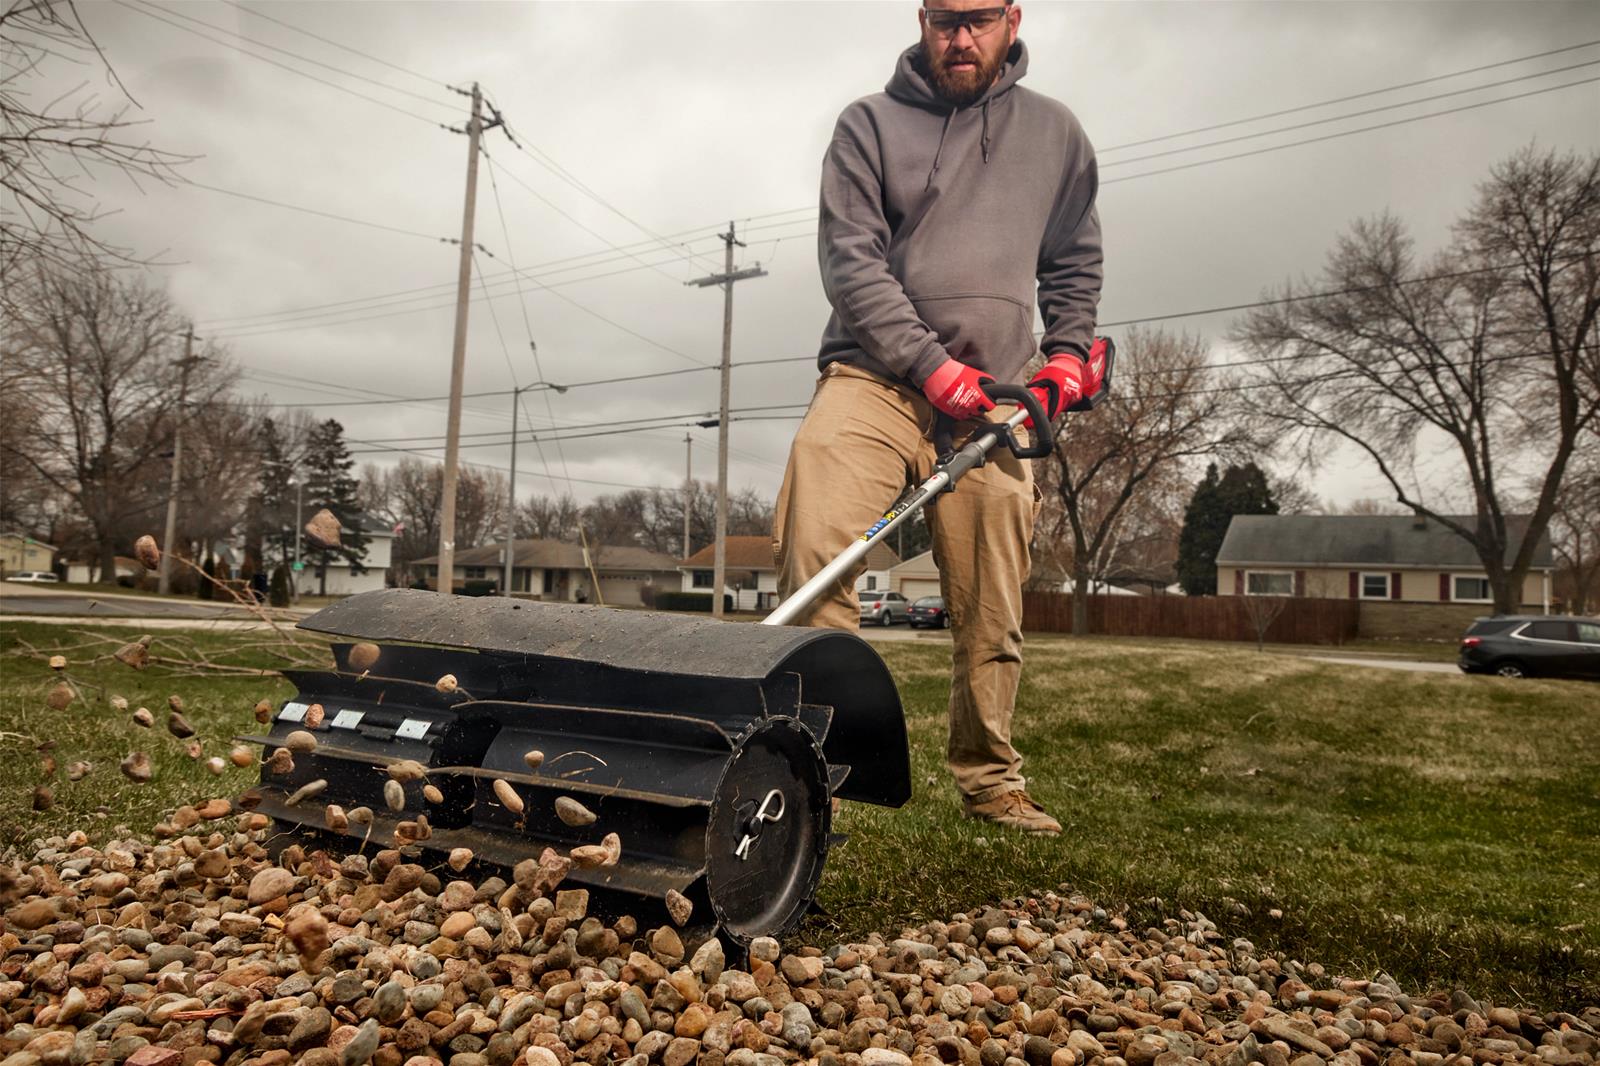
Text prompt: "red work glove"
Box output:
[[921, 359, 996, 420], [1028, 336, 1113, 420]]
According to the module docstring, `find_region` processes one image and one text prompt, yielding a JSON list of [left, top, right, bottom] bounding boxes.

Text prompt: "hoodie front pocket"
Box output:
[[908, 291, 1037, 380]]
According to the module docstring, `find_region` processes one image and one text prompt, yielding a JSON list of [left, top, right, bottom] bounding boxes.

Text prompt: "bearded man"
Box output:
[[772, 0, 1106, 834]]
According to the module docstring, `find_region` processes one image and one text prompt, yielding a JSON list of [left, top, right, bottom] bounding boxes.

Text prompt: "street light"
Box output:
[[503, 367, 569, 598]]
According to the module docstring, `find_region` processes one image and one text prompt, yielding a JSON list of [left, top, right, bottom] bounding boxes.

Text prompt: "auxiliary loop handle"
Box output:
[[980, 382, 1053, 459]]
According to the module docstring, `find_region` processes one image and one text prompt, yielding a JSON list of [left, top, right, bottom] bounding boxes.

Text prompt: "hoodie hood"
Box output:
[[886, 39, 1029, 112]]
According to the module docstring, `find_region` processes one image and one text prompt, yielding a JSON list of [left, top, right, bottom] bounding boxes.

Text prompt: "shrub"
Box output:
[[655, 591, 733, 613], [269, 565, 291, 608], [460, 579, 498, 597]]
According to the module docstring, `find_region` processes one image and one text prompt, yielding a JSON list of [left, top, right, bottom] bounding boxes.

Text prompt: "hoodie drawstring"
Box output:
[[927, 101, 996, 188], [927, 109, 955, 190]]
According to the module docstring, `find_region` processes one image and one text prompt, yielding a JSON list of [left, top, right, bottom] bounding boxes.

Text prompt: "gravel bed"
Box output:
[[1, 812, 1595, 1066]]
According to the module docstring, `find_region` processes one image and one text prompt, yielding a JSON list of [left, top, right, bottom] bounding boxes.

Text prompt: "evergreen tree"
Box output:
[[301, 419, 368, 595], [1176, 462, 1279, 595], [1216, 463, 1278, 521], [252, 418, 298, 570], [1176, 464, 1221, 595], [198, 552, 216, 600]]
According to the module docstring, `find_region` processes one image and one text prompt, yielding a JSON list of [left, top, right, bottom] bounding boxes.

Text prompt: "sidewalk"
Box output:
[[0, 580, 317, 622]]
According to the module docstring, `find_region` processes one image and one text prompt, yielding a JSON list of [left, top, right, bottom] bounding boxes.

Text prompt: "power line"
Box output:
[[344, 405, 810, 454], [332, 347, 1578, 454], [484, 148, 690, 286], [197, 217, 794, 328], [1102, 77, 1600, 185], [497, 116, 723, 275], [185, 181, 452, 242], [341, 435, 664, 491], [114, 0, 451, 129], [192, 68, 1599, 338], [197, 236, 729, 331], [205, 250, 696, 340], [349, 404, 809, 449], [471, 248, 711, 368], [223, 257, 1573, 415], [132, 0, 458, 113], [481, 156, 583, 502], [1100, 59, 1600, 170], [1097, 38, 1600, 153], [219, 0, 451, 92]]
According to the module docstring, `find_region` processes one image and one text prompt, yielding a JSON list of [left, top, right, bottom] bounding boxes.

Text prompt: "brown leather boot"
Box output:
[[962, 789, 1062, 836]]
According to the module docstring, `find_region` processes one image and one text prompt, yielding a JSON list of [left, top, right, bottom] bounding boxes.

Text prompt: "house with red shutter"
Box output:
[[1215, 514, 1554, 636]]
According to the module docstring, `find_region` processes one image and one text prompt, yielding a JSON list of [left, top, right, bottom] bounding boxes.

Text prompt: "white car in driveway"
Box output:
[[4, 571, 59, 583]]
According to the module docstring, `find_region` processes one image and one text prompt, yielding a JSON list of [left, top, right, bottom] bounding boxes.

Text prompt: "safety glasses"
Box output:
[[923, 5, 1010, 38]]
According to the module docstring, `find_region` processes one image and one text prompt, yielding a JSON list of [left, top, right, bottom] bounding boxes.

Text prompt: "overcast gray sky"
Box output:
[[65, 0, 1600, 513]]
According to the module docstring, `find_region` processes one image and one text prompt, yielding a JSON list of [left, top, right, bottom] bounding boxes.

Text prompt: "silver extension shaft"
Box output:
[[762, 405, 1030, 627]]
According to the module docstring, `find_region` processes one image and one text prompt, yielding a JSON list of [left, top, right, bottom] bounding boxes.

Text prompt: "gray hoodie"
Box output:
[[816, 40, 1102, 389]]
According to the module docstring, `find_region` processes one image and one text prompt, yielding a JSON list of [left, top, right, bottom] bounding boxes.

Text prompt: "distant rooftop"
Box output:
[[1217, 514, 1553, 569]]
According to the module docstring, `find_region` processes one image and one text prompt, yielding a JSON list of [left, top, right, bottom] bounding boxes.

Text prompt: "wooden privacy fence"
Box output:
[[1022, 591, 1361, 645]]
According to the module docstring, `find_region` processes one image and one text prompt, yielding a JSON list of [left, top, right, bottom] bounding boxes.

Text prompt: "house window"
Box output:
[[1246, 571, 1293, 596], [1360, 572, 1390, 599], [864, 575, 877, 590], [691, 570, 714, 588], [542, 570, 555, 594], [464, 566, 486, 579], [1452, 575, 1492, 603]]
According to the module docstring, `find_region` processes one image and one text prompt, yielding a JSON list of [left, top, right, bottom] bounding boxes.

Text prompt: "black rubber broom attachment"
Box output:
[[242, 591, 908, 943]]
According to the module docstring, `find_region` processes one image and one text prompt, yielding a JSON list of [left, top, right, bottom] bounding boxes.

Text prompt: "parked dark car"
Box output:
[[859, 590, 909, 626], [1458, 615, 1600, 680], [908, 595, 949, 629]]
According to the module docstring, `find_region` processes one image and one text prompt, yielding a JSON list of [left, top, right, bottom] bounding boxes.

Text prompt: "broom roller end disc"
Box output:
[[705, 716, 831, 943]]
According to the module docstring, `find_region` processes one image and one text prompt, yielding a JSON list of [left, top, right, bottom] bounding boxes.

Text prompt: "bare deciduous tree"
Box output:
[[1, 0, 193, 305], [1036, 327, 1253, 634], [1235, 146, 1600, 614], [514, 491, 582, 543], [1241, 590, 1289, 652], [1, 262, 235, 581], [1267, 471, 1321, 516], [361, 457, 505, 578], [1551, 434, 1600, 614]]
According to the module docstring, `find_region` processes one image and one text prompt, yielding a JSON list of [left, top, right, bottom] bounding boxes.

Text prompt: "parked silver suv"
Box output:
[[859, 590, 909, 626]]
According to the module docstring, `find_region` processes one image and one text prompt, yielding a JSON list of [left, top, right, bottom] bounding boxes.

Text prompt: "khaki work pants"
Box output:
[[772, 363, 1037, 803]]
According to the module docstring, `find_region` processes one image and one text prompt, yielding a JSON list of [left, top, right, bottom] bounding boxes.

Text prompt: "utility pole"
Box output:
[[436, 83, 500, 594], [503, 384, 519, 597], [686, 223, 765, 617], [682, 433, 693, 560], [158, 326, 200, 596]]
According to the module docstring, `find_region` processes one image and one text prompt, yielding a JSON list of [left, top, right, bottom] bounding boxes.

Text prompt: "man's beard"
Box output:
[[918, 38, 1007, 108]]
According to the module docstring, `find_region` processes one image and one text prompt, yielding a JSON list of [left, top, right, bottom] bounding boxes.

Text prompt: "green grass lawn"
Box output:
[[2, 621, 1595, 1010], [823, 636, 1599, 1010]]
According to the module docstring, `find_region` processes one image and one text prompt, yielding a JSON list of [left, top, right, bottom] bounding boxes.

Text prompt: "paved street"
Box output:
[[0, 582, 312, 625]]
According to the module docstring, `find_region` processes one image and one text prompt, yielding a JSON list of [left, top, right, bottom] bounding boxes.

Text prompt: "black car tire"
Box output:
[[880, 611, 892, 627], [940, 615, 949, 629], [1494, 660, 1527, 679]]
